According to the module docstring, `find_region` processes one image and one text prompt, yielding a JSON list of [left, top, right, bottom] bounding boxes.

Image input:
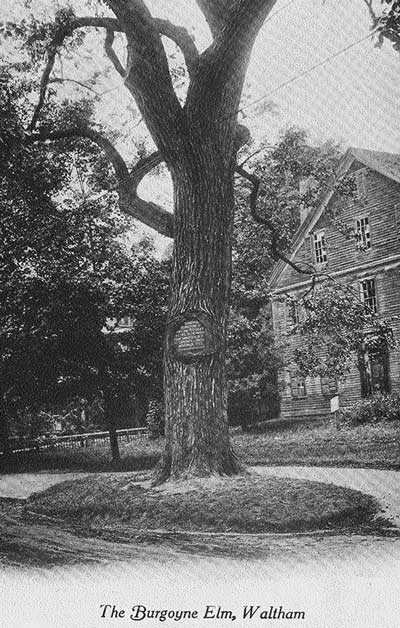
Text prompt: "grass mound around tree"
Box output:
[[27, 472, 378, 535]]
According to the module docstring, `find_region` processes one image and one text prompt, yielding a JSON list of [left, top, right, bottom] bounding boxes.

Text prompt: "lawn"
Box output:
[[4, 420, 400, 473], [234, 421, 400, 469], [26, 472, 378, 534]]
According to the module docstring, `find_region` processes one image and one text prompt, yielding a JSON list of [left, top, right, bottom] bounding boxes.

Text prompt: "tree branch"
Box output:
[[194, 0, 234, 36], [153, 18, 198, 78], [362, 0, 378, 24], [31, 126, 130, 181], [236, 165, 314, 276], [30, 8, 184, 161], [71, 16, 122, 30], [28, 26, 66, 131], [27, 16, 123, 132], [105, 0, 184, 161], [49, 77, 102, 95], [29, 127, 174, 238], [186, 0, 278, 148], [104, 29, 126, 77], [129, 151, 164, 188]]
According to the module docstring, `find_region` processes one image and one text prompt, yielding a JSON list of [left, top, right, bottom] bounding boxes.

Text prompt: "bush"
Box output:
[[340, 393, 400, 425]]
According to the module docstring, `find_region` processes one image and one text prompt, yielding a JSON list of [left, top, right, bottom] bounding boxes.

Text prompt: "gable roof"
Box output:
[[269, 147, 400, 291]]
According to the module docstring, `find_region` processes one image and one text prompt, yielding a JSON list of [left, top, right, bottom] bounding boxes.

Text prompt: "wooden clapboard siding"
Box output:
[[271, 150, 400, 421], [278, 168, 400, 290]]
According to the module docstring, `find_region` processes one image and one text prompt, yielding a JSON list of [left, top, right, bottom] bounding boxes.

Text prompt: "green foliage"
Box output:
[[292, 281, 396, 378], [0, 68, 169, 439], [229, 128, 342, 426], [234, 128, 341, 278], [226, 309, 281, 427], [374, 1, 400, 52], [340, 393, 400, 426]]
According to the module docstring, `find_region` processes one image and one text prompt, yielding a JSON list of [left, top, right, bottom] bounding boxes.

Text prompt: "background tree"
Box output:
[[292, 280, 396, 386], [0, 66, 169, 460], [227, 128, 341, 429]]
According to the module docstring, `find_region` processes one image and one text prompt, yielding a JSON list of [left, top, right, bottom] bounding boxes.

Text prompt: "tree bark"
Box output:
[[104, 394, 121, 464], [155, 150, 241, 482]]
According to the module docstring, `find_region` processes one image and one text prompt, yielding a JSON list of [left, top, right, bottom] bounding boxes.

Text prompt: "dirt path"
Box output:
[[0, 464, 399, 568], [0, 471, 92, 499], [1, 467, 400, 628]]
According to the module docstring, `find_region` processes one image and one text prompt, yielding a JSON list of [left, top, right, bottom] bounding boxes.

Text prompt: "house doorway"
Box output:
[[359, 346, 391, 397]]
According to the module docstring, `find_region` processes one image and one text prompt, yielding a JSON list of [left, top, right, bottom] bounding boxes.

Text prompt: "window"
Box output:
[[355, 216, 371, 251], [359, 347, 390, 397], [355, 169, 367, 199], [313, 231, 327, 265], [289, 300, 303, 325], [360, 278, 377, 314], [290, 375, 307, 398], [320, 376, 338, 396], [119, 315, 133, 328]]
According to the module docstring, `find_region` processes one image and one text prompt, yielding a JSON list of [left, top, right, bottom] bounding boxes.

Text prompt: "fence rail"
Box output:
[[1, 427, 149, 456]]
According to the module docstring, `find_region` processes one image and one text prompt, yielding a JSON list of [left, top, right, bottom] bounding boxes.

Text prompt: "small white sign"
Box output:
[[330, 395, 340, 413]]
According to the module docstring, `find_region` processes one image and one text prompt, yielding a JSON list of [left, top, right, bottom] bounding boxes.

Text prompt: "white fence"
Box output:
[[3, 427, 149, 456]]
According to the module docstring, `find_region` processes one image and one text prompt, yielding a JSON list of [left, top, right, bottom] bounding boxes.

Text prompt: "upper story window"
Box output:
[[355, 216, 371, 251], [313, 230, 327, 265], [355, 169, 367, 199], [360, 278, 377, 314]]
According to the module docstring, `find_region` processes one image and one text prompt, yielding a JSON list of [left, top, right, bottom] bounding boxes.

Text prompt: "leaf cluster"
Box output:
[[292, 282, 396, 378]]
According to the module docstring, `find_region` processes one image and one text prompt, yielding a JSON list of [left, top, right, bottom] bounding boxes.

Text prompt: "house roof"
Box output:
[[269, 147, 400, 291]]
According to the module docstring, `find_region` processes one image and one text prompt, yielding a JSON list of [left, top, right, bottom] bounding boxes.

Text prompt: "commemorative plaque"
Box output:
[[173, 319, 206, 356], [169, 312, 217, 361]]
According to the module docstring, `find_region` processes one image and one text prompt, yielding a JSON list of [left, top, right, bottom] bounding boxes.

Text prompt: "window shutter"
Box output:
[[290, 374, 299, 398], [308, 235, 314, 264]]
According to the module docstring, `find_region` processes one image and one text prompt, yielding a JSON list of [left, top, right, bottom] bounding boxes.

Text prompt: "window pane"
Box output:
[[313, 231, 327, 264], [360, 278, 377, 314], [355, 216, 371, 250]]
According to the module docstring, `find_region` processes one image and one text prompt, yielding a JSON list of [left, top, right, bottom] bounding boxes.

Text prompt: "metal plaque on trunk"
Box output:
[[169, 312, 218, 361], [174, 319, 206, 356]]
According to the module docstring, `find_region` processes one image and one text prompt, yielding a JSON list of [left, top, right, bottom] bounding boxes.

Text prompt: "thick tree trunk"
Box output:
[[0, 397, 12, 458], [156, 154, 242, 482]]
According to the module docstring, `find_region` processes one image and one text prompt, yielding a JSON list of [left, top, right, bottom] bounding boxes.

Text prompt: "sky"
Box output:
[[144, 0, 400, 153], [142, 0, 400, 243], [2, 0, 399, 244]]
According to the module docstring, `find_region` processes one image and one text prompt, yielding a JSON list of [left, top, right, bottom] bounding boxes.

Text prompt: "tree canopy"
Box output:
[[0, 67, 170, 455]]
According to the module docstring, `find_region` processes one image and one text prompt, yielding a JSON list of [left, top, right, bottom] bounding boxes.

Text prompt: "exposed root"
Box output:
[[152, 447, 245, 487]]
